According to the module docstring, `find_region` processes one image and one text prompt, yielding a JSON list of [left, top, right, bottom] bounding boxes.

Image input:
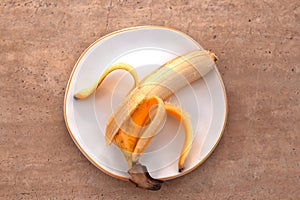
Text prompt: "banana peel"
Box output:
[[74, 50, 217, 190]]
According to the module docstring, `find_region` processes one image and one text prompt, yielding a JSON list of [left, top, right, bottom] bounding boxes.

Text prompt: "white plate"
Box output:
[[64, 26, 228, 180]]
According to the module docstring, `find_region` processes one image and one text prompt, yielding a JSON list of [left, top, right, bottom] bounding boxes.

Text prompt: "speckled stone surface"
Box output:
[[0, 0, 299, 199]]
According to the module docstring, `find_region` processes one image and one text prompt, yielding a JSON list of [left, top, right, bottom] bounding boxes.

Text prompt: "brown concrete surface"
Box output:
[[1, 0, 299, 199]]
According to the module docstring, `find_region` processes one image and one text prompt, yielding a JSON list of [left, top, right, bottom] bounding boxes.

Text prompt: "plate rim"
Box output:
[[63, 25, 228, 181]]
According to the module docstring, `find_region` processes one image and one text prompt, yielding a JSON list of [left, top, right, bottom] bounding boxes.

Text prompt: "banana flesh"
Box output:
[[74, 50, 217, 190]]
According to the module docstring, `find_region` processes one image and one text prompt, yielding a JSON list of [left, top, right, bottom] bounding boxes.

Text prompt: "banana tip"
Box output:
[[73, 94, 80, 100], [208, 51, 218, 62]]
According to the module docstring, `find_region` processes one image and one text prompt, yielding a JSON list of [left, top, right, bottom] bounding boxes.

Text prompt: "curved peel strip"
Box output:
[[164, 102, 193, 172], [74, 63, 139, 100]]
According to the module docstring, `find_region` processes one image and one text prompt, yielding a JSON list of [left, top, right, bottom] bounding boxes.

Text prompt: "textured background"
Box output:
[[1, 0, 299, 199]]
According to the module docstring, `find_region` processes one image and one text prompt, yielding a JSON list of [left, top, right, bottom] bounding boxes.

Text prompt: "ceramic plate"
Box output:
[[64, 26, 227, 180]]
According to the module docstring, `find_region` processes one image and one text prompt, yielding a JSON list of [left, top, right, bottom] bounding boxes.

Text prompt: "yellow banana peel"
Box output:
[[74, 50, 217, 190]]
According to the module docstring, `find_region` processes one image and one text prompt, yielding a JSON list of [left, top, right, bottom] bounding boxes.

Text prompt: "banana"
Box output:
[[74, 50, 217, 190]]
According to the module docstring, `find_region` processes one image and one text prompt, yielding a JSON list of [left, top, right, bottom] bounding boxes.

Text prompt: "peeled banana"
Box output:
[[74, 50, 217, 190]]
